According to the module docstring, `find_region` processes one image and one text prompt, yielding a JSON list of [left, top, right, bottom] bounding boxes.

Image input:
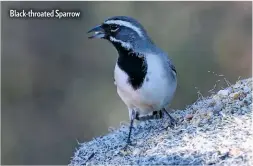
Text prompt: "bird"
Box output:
[[87, 16, 177, 147]]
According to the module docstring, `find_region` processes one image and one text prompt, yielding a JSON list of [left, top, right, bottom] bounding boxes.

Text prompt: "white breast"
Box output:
[[114, 63, 137, 108], [114, 53, 177, 117]]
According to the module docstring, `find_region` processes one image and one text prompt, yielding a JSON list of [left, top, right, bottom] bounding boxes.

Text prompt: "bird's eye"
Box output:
[[110, 24, 119, 32]]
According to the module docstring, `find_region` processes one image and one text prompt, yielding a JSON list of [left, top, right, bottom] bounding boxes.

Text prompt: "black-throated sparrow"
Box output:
[[88, 16, 177, 146]]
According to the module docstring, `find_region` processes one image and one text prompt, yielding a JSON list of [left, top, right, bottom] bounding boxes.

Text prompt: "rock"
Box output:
[[185, 114, 194, 121], [70, 78, 252, 166], [229, 148, 243, 157]]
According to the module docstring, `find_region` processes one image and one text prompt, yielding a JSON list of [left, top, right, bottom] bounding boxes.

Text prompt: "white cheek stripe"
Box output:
[[109, 37, 132, 50], [105, 20, 143, 37]]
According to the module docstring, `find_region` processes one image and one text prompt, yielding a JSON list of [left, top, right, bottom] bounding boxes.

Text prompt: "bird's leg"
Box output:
[[126, 115, 134, 144], [123, 109, 137, 150], [162, 108, 177, 128], [153, 110, 163, 119], [136, 110, 163, 121]]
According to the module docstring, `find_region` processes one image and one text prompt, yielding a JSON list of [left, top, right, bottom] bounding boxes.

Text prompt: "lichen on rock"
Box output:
[[70, 78, 252, 165]]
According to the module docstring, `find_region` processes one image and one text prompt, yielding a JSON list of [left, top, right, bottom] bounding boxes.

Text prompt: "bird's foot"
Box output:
[[120, 140, 136, 155], [165, 116, 177, 129], [120, 146, 132, 155], [162, 109, 178, 130]]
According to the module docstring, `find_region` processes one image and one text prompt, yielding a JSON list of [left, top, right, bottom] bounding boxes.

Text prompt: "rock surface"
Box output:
[[70, 78, 252, 165]]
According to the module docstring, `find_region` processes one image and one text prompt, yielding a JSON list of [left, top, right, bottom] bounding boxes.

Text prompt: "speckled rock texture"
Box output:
[[70, 78, 252, 166]]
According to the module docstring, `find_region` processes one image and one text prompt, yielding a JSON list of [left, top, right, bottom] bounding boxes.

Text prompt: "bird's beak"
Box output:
[[87, 25, 105, 39]]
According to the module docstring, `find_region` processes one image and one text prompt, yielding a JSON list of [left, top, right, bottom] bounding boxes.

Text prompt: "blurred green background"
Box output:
[[1, 1, 252, 165]]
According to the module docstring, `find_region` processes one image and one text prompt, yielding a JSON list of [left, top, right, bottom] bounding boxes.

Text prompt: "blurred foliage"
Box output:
[[1, 1, 252, 165]]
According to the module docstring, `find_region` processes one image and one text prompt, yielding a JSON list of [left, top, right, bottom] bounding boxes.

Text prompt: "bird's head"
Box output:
[[87, 16, 153, 51]]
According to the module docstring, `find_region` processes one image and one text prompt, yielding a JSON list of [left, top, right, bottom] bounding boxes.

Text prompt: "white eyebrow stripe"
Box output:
[[109, 37, 132, 50], [105, 20, 143, 37]]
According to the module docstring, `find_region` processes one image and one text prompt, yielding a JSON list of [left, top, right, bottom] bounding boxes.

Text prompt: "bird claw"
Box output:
[[120, 147, 132, 155], [120, 141, 135, 155], [161, 109, 178, 130], [165, 118, 177, 129]]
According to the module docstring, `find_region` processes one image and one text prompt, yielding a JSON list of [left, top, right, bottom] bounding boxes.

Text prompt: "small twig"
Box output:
[[85, 152, 95, 164], [237, 76, 241, 82], [208, 83, 217, 94], [224, 77, 231, 87]]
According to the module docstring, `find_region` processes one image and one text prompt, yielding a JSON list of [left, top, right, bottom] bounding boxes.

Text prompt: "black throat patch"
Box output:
[[113, 43, 147, 90]]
